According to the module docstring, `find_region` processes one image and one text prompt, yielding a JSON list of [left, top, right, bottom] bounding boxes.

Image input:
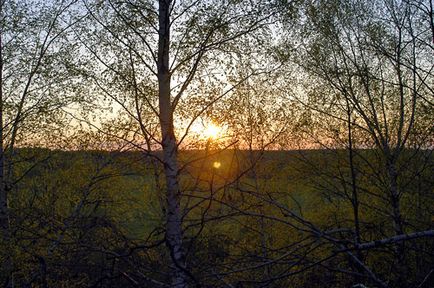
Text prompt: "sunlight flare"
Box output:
[[203, 123, 221, 139], [190, 121, 225, 140], [190, 121, 223, 140], [213, 161, 221, 169]]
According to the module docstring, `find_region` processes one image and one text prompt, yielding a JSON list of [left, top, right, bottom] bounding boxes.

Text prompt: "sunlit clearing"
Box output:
[[203, 123, 221, 139], [213, 161, 221, 169]]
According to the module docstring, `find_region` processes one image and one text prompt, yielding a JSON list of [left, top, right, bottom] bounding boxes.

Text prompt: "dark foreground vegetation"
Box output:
[[1, 148, 433, 287]]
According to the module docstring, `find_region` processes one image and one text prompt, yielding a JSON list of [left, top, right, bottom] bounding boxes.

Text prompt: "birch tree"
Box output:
[[0, 0, 85, 284], [283, 0, 434, 286], [79, 0, 288, 286]]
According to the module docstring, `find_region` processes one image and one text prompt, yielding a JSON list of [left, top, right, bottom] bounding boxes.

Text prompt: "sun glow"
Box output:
[[190, 121, 223, 140], [203, 123, 221, 139]]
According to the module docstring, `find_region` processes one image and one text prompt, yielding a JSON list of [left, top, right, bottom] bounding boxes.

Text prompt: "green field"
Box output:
[[2, 148, 432, 287]]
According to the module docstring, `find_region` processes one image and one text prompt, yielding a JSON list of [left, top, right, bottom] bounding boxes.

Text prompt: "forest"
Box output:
[[0, 0, 433, 287]]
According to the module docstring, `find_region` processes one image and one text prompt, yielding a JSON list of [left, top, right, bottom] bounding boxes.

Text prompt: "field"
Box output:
[[3, 148, 433, 287]]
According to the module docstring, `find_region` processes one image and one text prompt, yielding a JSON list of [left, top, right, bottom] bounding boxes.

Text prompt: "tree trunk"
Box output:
[[346, 104, 364, 284], [386, 159, 404, 236], [386, 157, 407, 286], [157, 1, 188, 287]]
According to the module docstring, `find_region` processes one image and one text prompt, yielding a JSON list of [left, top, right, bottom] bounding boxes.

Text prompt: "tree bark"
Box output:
[[157, 1, 188, 287], [385, 156, 408, 287], [386, 159, 404, 237]]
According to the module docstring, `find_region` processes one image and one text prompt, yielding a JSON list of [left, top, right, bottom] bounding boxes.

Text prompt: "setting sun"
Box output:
[[203, 123, 221, 139], [190, 121, 223, 141]]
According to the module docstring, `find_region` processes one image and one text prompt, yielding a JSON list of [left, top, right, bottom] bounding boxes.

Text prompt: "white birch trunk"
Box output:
[[157, 1, 188, 287]]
